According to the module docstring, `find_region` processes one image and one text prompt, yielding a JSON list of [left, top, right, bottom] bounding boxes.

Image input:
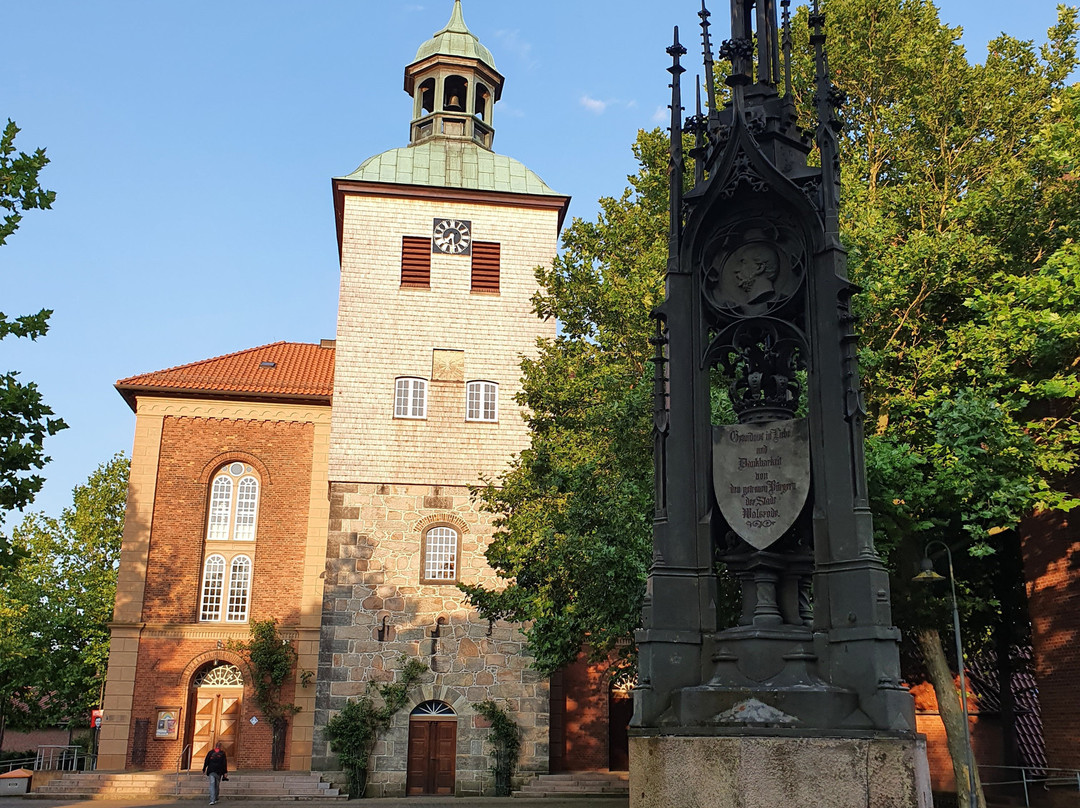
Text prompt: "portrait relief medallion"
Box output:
[[702, 219, 806, 318]]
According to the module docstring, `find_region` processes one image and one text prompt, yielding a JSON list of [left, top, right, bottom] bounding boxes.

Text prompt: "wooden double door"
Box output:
[[406, 719, 456, 796], [189, 688, 242, 769]]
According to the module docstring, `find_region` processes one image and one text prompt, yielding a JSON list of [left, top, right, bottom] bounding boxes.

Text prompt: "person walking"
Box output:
[[202, 741, 228, 805]]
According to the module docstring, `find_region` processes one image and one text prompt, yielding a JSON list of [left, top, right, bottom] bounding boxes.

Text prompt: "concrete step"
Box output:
[[31, 771, 344, 800], [514, 770, 630, 799]]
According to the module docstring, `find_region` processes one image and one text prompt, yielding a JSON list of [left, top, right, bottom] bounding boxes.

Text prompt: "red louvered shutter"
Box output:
[[401, 236, 432, 288], [470, 242, 500, 293]]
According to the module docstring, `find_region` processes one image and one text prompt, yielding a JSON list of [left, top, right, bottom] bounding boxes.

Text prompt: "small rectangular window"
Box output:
[[395, 377, 427, 419], [471, 242, 500, 293], [466, 380, 498, 422], [402, 236, 432, 288]]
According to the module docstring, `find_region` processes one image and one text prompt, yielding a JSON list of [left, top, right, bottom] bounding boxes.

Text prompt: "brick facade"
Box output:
[[98, 397, 331, 772], [1022, 476, 1080, 773]]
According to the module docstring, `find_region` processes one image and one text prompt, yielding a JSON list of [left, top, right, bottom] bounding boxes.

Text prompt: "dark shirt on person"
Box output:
[[203, 748, 228, 776]]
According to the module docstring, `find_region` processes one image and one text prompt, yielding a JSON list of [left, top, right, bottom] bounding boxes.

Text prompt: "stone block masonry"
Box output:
[[313, 481, 549, 797]]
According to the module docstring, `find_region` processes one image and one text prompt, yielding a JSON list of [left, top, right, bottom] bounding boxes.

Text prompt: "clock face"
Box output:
[[432, 218, 473, 255]]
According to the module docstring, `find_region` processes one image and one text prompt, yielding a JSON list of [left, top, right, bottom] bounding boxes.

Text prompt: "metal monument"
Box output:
[[634, 0, 920, 742]]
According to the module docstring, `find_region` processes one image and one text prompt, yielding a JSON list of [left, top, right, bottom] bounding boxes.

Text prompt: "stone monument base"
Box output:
[[629, 733, 931, 808]]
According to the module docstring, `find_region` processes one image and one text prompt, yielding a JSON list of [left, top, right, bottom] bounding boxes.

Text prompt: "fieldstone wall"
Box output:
[[313, 481, 549, 797]]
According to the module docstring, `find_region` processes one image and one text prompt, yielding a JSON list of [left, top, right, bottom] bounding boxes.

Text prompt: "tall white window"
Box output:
[[423, 526, 459, 583], [395, 377, 427, 419], [206, 463, 260, 541], [466, 380, 498, 422], [207, 476, 233, 540], [226, 556, 252, 622], [200, 554, 226, 621]]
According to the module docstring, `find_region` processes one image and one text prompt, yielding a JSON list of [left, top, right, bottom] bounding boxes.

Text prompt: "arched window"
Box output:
[[419, 78, 436, 114], [422, 525, 459, 583], [193, 663, 244, 688], [443, 75, 467, 111], [200, 554, 226, 621], [466, 380, 498, 422], [395, 377, 428, 419], [225, 556, 252, 622], [411, 700, 455, 717], [474, 83, 489, 120], [206, 463, 260, 541]]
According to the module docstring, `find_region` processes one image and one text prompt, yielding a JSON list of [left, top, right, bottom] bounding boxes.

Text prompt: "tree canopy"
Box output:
[[0, 454, 127, 747], [462, 0, 1080, 682], [0, 119, 65, 553]]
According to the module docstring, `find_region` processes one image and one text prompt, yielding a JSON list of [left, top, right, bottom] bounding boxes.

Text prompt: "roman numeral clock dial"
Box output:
[[432, 218, 472, 255]]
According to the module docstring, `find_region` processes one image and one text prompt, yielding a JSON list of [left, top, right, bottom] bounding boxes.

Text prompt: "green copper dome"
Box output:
[[340, 140, 561, 196], [412, 0, 497, 71]]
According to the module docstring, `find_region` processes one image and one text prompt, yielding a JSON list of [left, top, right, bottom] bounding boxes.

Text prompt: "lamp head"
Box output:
[[912, 556, 946, 583]]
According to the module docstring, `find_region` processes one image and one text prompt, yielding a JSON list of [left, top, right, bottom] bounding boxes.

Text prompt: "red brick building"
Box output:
[[1023, 483, 1080, 777], [98, 342, 333, 772]]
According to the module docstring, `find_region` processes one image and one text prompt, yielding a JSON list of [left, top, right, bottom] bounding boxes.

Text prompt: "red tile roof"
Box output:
[[116, 341, 335, 411]]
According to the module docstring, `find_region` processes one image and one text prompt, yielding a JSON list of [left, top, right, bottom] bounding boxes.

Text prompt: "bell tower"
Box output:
[[315, 1, 570, 797], [404, 0, 504, 149]]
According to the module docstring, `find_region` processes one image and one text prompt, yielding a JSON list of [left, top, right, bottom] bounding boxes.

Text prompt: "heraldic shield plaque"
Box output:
[[713, 418, 810, 551]]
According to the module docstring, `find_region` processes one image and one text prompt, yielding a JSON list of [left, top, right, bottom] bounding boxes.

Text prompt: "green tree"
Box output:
[[460, 129, 673, 674], [0, 454, 128, 748], [464, 4, 1079, 803], [228, 619, 311, 770], [0, 119, 65, 554], [324, 656, 428, 797]]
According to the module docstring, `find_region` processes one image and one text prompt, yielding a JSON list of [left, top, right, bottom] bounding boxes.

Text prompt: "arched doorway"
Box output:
[[406, 701, 456, 796], [187, 663, 244, 770]]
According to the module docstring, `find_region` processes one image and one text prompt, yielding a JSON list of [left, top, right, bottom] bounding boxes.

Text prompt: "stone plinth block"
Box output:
[[629, 734, 931, 808]]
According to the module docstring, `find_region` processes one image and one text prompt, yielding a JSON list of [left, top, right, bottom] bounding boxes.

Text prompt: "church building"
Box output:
[[95, 2, 623, 797]]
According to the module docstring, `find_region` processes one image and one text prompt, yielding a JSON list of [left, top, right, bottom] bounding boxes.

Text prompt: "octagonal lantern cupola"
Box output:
[[404, 0, 505, 150]]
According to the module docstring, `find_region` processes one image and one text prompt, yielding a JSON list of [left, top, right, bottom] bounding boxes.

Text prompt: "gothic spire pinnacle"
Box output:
[[699, 2, 718, 116]]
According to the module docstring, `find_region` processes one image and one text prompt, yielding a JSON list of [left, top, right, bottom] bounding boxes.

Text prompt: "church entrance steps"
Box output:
[[513, 771, 629, 798], [29, 770, 344, 800]]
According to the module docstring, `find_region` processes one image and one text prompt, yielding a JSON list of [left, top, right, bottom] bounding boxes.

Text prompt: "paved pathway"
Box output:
[[3, 798, 628, 808]]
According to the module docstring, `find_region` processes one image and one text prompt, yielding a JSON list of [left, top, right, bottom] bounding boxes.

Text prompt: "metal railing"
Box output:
[[0, 756, 36, 773], [34, 746, 91, 772], [175, 744, 192, 796], [979, 764, 1080, 807]]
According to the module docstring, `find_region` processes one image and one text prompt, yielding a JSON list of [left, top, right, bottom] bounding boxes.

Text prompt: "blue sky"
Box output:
[[1, 0, 1073, 519]]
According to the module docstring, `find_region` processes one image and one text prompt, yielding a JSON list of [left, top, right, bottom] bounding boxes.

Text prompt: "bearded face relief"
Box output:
[[730, 242, 781, 305], [701, 219, 806, 319]]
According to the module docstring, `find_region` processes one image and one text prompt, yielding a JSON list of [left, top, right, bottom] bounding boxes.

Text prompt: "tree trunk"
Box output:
[[916, 627, 987, 808], [270, 718, 288, 771]]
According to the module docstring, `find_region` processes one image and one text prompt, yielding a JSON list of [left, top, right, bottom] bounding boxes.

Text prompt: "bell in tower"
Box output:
[[404, 0, 504, 149]]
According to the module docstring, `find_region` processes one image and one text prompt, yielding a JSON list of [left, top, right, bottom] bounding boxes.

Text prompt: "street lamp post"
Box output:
[[913, 540, 978, 806]]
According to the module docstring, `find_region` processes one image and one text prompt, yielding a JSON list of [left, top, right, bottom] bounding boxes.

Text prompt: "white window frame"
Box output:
[[225, 555, 252, 622], [422, 526, 459, 583], [206, 466, 260, 542], [395, 377, 428, 419], [466, 380, 498, 422], [207, 476, 233, 540], [200, 554, 226, 621]]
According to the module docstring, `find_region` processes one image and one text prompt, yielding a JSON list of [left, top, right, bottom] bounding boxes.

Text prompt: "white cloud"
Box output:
[[580, 95, 609, 114], [652, 105, 669, 123], [498, 103, 526, 119], [494, 29, 539, 70]]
